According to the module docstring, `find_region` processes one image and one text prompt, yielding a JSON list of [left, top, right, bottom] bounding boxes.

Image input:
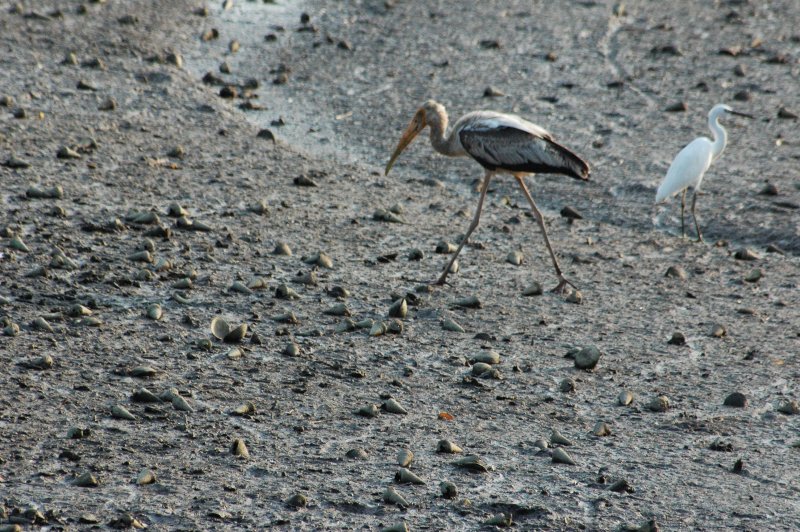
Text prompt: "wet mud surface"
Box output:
[[1, 1, 799, 530]]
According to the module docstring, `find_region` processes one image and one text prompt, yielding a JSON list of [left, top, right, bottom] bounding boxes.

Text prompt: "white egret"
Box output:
[[385, 100, 590, 293], [655, 103, 752, 241]]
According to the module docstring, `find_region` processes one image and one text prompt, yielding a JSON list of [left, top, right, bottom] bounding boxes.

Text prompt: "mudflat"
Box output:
[[1, 1, 798, 530]]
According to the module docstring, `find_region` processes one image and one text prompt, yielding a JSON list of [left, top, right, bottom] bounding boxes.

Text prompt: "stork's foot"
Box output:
[[431, 275, 453, 287], [550, 277, 577, 295]]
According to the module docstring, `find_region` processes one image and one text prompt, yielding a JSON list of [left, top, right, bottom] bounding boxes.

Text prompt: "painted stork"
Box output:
[[656, 103, 752, 242], [385, 100, 590, 293]]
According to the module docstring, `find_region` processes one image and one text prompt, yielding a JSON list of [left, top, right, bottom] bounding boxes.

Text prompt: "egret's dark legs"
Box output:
[[680, 189, 687, 239], [434, 170, 493, 285], [691, 191, 704, 243], [514, 174, 575, 294]]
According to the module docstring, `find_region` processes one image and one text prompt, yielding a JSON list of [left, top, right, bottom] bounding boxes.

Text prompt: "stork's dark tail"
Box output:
[[546, 138, 591, 181]]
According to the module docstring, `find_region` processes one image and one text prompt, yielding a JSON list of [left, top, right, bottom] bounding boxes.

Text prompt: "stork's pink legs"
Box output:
[[434, 170, 493, 285], [514, 174, 575, 294]]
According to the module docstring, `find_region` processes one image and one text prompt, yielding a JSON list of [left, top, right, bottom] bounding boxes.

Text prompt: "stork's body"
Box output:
[[656, 103, 751, 241], [385, 100, 590, 292]]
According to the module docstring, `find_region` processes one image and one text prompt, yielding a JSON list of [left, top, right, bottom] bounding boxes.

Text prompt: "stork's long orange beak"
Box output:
[[385, 109, 426, 175]]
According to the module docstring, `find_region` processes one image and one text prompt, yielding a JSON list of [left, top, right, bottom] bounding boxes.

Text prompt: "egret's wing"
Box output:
[[656, 138, 713, 202], [459, 119, 589, 180]]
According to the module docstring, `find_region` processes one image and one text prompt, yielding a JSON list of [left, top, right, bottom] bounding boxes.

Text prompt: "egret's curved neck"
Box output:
[[709, 113, 728, 161], [427, 107, 461, 157]]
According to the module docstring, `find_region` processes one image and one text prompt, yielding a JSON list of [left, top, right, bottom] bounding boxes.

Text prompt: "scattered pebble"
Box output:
[[668, 332, 686, 345], [566, 290, 583, 304], [437, 439, 463, 454], [453, 454, 489, 472], [574, 345, 601, 370], [136, 469, 157, 485], [111, 404, 136, 421], [484, 514, 513, 527], [777, 400, 799, 415], [395, 467, 425, 485], [442, 318, 465, 332], [397, 449, 413, 467], [346, 448, 368, 460], [710, 324, 727, 338], [74, 472, 99, 487], [734, 248, 760, 261], [618, 390, 634, 406], [723, 392, 747, 408], [382, 486, 409, 507], [552, 447, 576, 465], [388, 298, 407, 318], [382, 398, 408, 415], [665, 265, 687, 279], [286, 493, 307, 508], [560, 378, 576, 393], [355, 404, 379, 418], [550, 429, 573, 446], [454, 295, 482, 309], [593, 421, 612, 437], [647, 395, 671, 412], [522, 282, 543, 296], [506, 250, 523, 266], [440, 481, 458, 499], [744, 269, 762, 282], [231, 439, 250, 459]]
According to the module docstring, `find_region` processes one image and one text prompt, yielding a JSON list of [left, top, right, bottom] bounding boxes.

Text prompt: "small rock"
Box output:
[[710, 324, 727, 338], [136, 469, 157, 485], [441, 318, 465, 332], [506, 250, 523, 266], [394, 467, 425, 485], [388, 298, 407, 318], [397, 449, 413, 467], [552, 447, 576, 465], [560, 206, 583, 219], [592, 421, 612, 437], [618, 390, 634, 406], [734, 248, 760, 261], [667, 332, 686, 345], [744, 269, 762, 282], [723, 392, 747, 408], [647, 395, 670, 412], [574, 345, 601, 370], [111, 405, 136, 421], [566, 290, 583, 304], [550, 429, 573, 446], [286, 493, 307, 508], [483, 86, 504, 97], [560, 378, 576, 393], [74, 472, 99, 487], [665, 101, 688, 112], [522, 282, 543, 296], [777, 400, 799, 415], [665, 265, 687, 279], [231, 439, 250, 458], [437, 439, 463, 454], [382, 486, 409, 507], [440, 481, 458, 499], [382, 398, 408, 415]]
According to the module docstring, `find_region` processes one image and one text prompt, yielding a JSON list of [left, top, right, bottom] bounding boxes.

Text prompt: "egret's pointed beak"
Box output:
[[729, 110, 754, 119], [385, 109, 426, 175]]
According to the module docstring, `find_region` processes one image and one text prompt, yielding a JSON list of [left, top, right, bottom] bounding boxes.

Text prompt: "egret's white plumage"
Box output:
[[384, 100, 590, 292], [655, 103, 751, 241]]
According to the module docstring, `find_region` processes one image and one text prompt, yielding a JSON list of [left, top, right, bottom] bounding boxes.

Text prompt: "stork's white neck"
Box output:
[[426, 105, 463, 157]]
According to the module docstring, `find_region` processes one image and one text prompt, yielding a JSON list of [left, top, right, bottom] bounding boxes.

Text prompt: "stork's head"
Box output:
[[385, 101, 443, 175]]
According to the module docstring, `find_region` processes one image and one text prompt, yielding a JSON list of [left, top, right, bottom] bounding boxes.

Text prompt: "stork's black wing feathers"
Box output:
[[459, 126, 590, 180]]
